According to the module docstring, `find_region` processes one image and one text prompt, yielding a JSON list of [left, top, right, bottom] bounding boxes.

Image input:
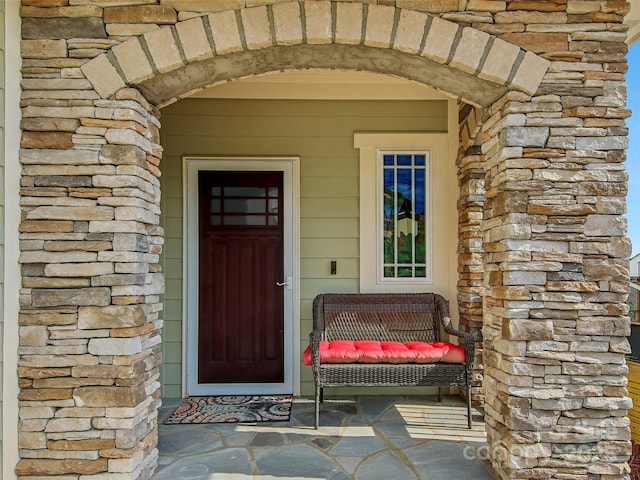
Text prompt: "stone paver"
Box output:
[[152, 396, 493, 480], [406, 442, 495, 480], [356, 450, 418, 480]]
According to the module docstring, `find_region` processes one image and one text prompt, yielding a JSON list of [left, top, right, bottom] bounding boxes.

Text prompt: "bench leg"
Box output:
[[466, 385, 472, 429], [437, 387, 442, 403], [315, 385, 320, 429]]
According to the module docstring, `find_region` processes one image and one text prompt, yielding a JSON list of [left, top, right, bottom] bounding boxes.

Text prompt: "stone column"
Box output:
[[17, 88, 164, 479], [482, 87, 631, 478], [457, 103, 486, 406]]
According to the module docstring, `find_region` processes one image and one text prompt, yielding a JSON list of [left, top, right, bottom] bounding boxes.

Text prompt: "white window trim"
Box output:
[[355, 133, 448, 293], [376, 148, 432, 284]]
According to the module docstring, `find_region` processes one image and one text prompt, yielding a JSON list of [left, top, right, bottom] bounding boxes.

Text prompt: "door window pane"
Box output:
[[268, 198, 279, 214], [225, 199, 266, 214], [203, 171, 282, 228], [224, 187, 266, 197], [224, 215, 266, 226]]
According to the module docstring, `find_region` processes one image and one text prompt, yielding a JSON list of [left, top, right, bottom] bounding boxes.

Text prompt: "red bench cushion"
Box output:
[[302, 340, 464, 366]]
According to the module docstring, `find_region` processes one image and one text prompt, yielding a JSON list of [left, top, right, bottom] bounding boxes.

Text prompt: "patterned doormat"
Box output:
[[164, 395, 293, 424]]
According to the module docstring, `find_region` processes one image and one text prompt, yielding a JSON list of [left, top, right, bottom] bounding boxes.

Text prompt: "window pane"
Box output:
[[211, 187, 221, 196], [225, 199, 266, 214], [383, 154, 395, 166], [415, 154, 426, 166], [415, 169, 425, 209], [397, 154, 412, 166], [384, 234, 394, 264], [397, 169, 412, 200], [383, 169, 394, 191], [415, 267, 426, 278], [211, 199, 221, 213], [210, 215, 221, 225], [224, 187, 266, 197], [268, 215, 278, 226], [268, 187, 278, 198], [397, 226, 412, 264], [224, 215, 266, 226], [398, 267, 413, 277], [383, 168, 396, 264], [268, 198, 278, 214], [415, 169, 426, 263], [384, 266, 395, 278]]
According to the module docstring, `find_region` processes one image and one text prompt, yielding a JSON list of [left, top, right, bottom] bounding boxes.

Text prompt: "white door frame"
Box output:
[[183, 156, 300, 396]]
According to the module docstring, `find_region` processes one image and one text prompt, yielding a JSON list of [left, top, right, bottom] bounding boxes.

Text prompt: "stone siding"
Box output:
[[457, 102, 486, 406], [15, 1, 633, 479], [481, 40, 632, 475]]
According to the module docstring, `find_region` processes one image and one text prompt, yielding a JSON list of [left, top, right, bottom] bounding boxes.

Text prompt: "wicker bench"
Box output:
[[309, 293, 478, 429]]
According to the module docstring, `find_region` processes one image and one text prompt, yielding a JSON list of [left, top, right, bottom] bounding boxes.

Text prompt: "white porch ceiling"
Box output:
[[190, 70, 448, 101]]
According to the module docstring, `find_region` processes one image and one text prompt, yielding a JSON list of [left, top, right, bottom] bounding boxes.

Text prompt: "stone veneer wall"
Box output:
[[18, 8, 165, 475], [457, 102, 486, 406], [13, 1, 633, 479], [481, 71, 632, 480], [17, 90, 165, 477]]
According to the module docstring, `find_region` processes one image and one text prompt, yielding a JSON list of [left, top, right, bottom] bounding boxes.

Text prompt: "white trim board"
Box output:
[[4, 2, 22, 478]]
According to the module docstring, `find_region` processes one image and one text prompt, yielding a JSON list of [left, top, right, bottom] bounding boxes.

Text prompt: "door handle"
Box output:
[[276, 277, 292, 290]]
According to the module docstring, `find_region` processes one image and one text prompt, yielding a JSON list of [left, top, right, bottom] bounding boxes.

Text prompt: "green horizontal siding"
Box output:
[[159, 98, 448, 398]]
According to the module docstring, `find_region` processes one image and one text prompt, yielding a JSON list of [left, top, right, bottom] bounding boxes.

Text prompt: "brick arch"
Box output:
[[76, 5, 552, 476], [80, 2, 550, 108]]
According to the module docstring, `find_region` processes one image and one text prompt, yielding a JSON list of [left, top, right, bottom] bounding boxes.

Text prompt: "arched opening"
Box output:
[[154, 68, 490, 478], [76, 17, 549, 453]]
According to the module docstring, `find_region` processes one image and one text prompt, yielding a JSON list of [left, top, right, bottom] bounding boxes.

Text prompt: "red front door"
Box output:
[[198, 171, 285, 384]]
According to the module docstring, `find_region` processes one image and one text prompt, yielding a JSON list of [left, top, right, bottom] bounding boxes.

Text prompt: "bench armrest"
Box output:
[[446, 322, 481, 379], [435, 295, 482, 375], [309, 330, 323, 382], [441, 315, 482, 341]]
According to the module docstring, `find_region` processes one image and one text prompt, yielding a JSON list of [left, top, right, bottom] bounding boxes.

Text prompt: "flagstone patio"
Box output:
[[153, 395, 494, 480]]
